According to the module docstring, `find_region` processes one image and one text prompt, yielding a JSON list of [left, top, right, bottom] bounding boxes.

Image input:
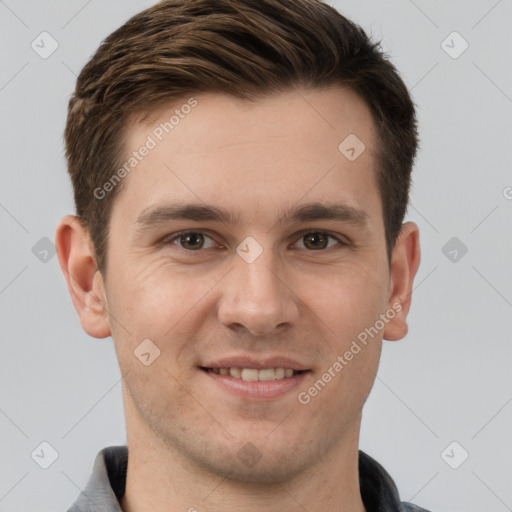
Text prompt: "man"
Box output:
[[55, 0, 427, 510]]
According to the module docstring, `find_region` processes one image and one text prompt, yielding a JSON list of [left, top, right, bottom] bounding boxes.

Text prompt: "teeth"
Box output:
[[229, 367, 241, 379], [241, 368, 259, 381], [258, 368, 275, 381], [213, 367, 299, 381]]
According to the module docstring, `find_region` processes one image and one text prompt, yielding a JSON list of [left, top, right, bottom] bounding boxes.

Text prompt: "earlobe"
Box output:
[[55, 215, 111, 339], [383, 222, 421, 341]]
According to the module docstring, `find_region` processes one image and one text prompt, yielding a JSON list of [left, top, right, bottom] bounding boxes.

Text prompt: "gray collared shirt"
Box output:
[[67, 446, 431, 511]]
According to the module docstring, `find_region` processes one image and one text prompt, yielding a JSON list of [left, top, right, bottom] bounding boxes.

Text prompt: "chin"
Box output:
[[196, 451, 313, 485], [167, 430, 324, 485]]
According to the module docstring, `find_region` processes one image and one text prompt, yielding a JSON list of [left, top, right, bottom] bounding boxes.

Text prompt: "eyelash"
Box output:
[[163, 230, 348, 252]]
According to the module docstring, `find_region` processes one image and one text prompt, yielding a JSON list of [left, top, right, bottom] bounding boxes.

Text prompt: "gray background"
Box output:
[[1, 1, 511, 511]]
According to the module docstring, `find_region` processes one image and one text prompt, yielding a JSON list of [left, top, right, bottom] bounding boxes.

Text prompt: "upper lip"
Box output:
[[200, 355, 310, 371]]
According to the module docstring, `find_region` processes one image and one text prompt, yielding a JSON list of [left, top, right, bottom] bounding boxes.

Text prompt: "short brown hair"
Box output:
[[64, 0, 418, 275]]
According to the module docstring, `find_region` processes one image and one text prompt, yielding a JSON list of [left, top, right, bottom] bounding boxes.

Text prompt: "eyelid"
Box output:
[[292, 230, 349, 249], [163, 230, 220, 249], [162, 229, 350, 251]]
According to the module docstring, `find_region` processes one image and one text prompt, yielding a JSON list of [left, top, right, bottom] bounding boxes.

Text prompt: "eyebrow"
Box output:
[[134, 201, 369, 232]]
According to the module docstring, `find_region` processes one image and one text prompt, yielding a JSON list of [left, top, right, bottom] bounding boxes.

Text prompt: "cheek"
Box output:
[[106, 257, 229, 377], [303, 261, 389, 341], [107, 255, 214, 337], [304, 263, 387, 408], [122, 362, 197, 429]]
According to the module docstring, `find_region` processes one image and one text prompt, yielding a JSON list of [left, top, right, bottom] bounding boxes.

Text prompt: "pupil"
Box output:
[[305, 232, 327, 250], [183, 233, 203, 249]]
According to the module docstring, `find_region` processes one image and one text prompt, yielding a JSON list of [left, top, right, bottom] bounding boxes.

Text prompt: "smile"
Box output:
[[201, 367, 304, 381]]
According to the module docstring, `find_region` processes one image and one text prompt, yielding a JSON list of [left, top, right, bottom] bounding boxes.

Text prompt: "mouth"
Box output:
[[198, 359, 311, 400], [199, 366, 306, 382]]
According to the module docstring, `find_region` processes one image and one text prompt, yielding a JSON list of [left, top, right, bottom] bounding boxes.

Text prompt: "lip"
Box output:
[[200, 355, 310, 371], [200, 368, 309, 400]]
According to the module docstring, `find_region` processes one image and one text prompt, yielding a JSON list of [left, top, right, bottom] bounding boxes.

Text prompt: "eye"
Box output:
[[162, 230, 347, 253], [167, 231, 218, 251], [293, 231, 346, 251]]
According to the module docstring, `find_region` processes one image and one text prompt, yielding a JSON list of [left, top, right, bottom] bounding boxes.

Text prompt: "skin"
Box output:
[[56, 86, 420, 512]]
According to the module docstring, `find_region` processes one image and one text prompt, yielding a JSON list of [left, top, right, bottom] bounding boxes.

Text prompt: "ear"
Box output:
[[55, 215, 111, 339], [383, 221, 421, 341]]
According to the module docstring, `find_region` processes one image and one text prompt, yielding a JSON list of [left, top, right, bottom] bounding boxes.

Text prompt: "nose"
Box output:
[[217, 248, 300, 336]]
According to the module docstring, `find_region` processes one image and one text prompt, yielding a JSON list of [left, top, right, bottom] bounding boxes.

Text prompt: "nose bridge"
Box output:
[[218, 243, 299, 335], [239, 250, 283, 303]]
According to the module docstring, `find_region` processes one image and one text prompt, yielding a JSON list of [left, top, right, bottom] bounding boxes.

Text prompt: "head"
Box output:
[[57, 0, 420, 484], [64, 0, 418, 276]]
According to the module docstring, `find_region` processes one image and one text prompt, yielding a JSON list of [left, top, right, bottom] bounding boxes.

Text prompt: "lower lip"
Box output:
[[201, 369, 309, 400]]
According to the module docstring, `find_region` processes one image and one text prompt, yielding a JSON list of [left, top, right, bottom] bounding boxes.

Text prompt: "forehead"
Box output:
[[113, 86, 380, 229]]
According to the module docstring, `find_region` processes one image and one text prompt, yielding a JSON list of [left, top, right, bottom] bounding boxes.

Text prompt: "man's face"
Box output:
[[103, 86, 392, 481]]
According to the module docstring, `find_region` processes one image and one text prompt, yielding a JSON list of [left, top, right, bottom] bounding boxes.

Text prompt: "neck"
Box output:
[[120, 417, 366, 512]]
